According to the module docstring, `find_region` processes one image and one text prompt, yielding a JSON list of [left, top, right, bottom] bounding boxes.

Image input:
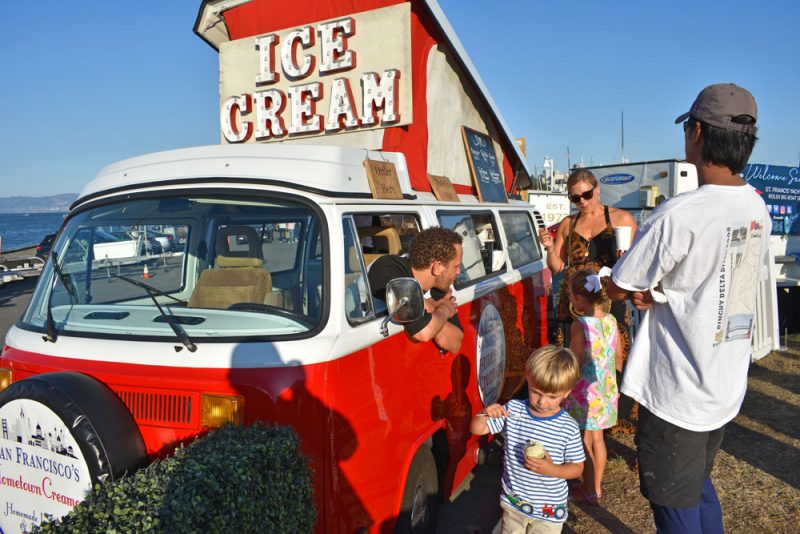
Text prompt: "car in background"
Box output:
[[127, 228, 173, 253], [142, 229, 175, 252], [35, 234, 56, 259], [92, 230, 141, 260], [67, 230, 161, 263]]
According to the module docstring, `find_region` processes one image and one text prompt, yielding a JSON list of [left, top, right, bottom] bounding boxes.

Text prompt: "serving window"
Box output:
[[342, 211, 422, 319], [436, 211, 505, 288], [499, 211, 542, 268], [351, 212, 421, 263]]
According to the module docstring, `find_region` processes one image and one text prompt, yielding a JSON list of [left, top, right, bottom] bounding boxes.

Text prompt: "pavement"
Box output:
[[437, 460, 503, 533], [0, 274, 37, 340]]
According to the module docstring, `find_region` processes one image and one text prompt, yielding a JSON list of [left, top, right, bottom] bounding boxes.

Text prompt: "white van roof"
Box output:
[[77, 144, 414, 205]]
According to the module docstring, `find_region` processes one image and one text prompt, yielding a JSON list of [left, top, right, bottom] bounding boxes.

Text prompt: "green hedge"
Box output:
[[35, 423, 316, 533]]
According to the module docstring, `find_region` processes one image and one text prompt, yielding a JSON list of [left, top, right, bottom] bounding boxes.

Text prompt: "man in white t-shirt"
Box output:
[[605, 83, 771, 534]]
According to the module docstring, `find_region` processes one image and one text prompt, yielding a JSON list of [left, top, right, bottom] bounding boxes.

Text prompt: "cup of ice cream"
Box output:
[[524, 439, 546, 459]]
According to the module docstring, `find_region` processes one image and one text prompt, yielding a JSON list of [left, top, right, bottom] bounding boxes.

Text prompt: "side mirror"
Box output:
[[380, 277, 424, 337]]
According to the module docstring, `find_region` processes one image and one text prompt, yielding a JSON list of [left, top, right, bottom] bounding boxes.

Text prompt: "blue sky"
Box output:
[[1, 1, 798, 197]]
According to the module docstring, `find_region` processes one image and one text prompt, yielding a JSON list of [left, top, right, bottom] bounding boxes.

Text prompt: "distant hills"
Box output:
[[0, 193, 77, 214]]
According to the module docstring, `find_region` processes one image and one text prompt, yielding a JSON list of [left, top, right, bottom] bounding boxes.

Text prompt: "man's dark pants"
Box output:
[[635, 406, 725, 534]]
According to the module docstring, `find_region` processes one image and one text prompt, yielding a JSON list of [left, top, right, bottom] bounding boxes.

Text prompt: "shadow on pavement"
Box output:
[[569, 501, 639, 533], [436, 443, 503, 534], [0, 276, 38, 307], [749, 359, 800, 396]]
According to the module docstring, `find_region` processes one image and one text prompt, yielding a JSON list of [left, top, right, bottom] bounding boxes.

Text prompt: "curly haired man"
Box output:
[[369, 226, 464, 354]]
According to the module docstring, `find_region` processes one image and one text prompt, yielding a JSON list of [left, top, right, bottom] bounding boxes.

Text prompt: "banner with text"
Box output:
[[743, 163, 800, 235]]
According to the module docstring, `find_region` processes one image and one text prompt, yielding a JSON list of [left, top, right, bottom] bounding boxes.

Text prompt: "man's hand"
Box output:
[[423, 297, 437, 314], [631, 290, 654, 310], [431, 291, 458, 319]]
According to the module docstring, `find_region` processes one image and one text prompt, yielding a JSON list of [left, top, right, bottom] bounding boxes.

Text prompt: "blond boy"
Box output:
[[470, 346, 584, 533]]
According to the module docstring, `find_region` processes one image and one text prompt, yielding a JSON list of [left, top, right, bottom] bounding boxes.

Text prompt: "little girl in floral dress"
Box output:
[[562, 267, 620, 504]]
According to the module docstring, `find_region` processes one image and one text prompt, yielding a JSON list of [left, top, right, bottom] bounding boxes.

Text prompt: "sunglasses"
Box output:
[[569, 187, 596, 204]]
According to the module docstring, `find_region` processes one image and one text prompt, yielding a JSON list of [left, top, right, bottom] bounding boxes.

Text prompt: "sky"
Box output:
[[1, 1, 798, 197]]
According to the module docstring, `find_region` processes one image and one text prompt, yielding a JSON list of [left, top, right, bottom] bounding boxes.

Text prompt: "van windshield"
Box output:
[[21, 194, 325, 340]]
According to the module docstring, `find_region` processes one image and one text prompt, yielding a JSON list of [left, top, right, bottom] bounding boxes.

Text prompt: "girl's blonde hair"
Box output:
[[569, 268, 612, 309], [525, 345, 581, 393]]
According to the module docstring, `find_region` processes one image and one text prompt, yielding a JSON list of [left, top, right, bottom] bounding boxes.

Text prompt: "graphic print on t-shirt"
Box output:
[[714, 219, 765, 344]]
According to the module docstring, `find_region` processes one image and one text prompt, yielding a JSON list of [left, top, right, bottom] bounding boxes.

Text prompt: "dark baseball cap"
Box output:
[[674, 83, 757, 135]]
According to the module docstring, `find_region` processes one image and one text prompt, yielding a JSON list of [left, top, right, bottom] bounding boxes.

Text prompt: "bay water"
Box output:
[[0, 212, 66, 253]]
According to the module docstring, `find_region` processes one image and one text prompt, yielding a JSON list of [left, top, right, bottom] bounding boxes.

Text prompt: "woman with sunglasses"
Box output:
[[538, 169, 638, 429]]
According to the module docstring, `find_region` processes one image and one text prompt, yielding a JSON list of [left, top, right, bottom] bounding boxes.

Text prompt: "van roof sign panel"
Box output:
[[78, 144, 413, 203], [194, 0, 532, 193]]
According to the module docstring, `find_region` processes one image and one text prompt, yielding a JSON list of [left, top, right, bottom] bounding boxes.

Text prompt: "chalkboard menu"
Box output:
[[462, 126, 507, 203]]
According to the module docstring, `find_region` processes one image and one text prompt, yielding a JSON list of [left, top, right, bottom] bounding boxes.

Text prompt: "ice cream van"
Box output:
[[0, 1, 548, 532]]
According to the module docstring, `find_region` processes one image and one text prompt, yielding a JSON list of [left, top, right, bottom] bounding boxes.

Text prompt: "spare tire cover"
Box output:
[[0, 372, 146, 533]]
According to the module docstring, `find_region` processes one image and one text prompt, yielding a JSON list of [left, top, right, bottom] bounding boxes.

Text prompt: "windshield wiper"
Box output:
[[112, 274, 196, 353], [110, 274, 188, 304], [43, 251, 76, 343]]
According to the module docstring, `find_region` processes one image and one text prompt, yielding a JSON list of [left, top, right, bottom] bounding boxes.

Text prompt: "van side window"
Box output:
[[342, 216, 374, 323], [352, 213, 421, 267], [499, 212, 542, 267], [437, 211, 505, 287]]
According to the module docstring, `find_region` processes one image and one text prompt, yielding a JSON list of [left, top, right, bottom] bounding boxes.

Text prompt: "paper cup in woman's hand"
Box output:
[[615, 226, 632, 253]]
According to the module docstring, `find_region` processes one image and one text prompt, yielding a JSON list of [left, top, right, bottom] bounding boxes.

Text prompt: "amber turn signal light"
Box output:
[[201, 393, 244, 428], [0, 369, 12, 393]]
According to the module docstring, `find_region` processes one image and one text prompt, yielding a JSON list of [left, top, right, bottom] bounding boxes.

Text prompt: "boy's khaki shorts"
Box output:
[[500, 503, 563, 534]]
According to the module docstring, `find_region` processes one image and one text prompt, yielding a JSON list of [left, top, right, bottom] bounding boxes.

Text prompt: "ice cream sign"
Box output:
[[0, 400, 92, 534], [219, 3, 412, 143]]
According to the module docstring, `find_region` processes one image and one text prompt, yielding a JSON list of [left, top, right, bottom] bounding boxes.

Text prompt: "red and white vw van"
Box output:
[[0, 144, 548, 532], [0, 1, 550, 532]]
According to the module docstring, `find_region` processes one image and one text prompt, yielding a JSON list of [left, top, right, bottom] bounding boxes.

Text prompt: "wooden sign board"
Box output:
[[461, 126, 508, 203], [427, 174, 460, 202], [364, 159, 404, 200]]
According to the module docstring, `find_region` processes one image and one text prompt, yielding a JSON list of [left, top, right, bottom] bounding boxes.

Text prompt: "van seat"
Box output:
[[357, 226, 402, 265], [188, 225, 274, 309]]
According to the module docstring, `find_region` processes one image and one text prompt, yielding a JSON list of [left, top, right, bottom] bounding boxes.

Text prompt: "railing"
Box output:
[[752, 252, 780, 360]]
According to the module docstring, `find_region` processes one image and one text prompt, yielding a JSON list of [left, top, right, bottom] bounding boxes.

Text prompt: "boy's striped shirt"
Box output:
[[487, 399, 585, 523]]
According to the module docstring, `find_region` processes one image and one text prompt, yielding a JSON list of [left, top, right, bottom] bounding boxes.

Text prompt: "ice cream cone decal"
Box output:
[[143, 264, 150, 280]]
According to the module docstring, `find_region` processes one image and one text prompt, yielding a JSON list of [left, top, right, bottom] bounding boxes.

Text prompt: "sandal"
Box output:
[[569, 487, 600, 505]]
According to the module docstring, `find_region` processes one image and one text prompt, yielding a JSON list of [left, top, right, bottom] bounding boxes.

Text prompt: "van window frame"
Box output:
[[344, 210, 423, 320], [342, 215, 377, 325], [435, 208, 506, 290], [19, 188, 331, 344], [498, 210, 543, 268]]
